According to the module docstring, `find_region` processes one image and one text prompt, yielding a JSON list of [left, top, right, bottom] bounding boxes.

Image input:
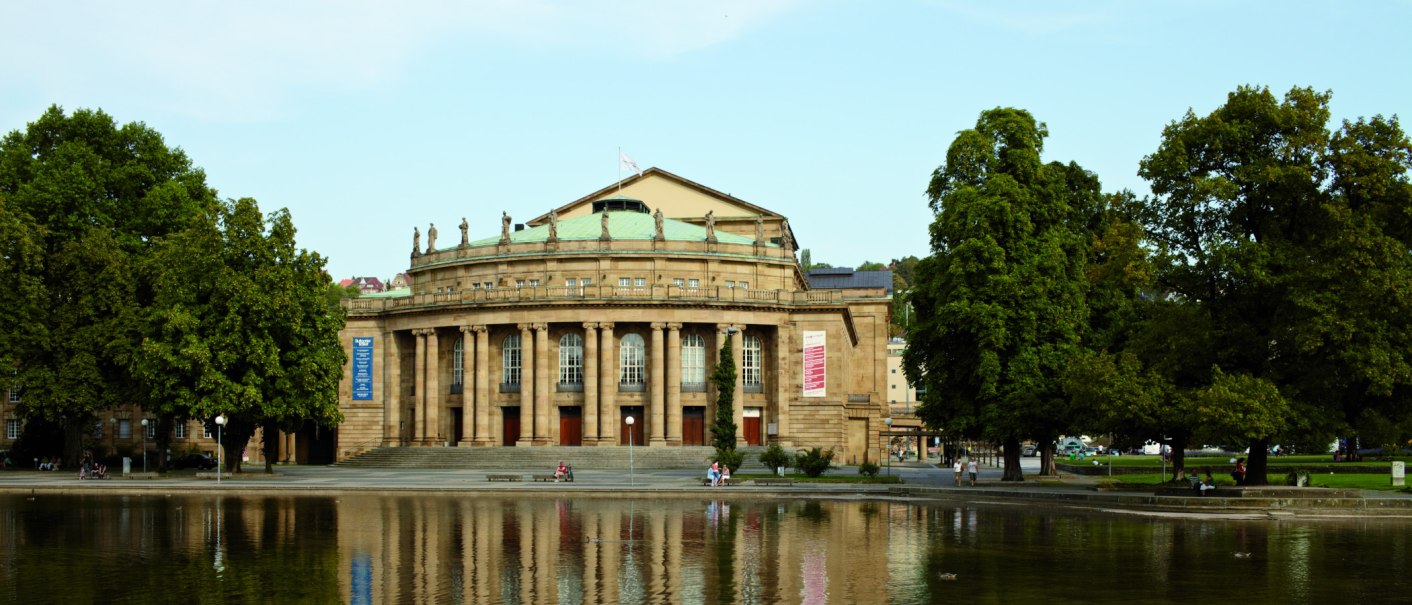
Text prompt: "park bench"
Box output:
[[532, 475, 557, 482], [754, 478, 794, 486], [486, 474, 520, 482], [701, 478, 741, 486]]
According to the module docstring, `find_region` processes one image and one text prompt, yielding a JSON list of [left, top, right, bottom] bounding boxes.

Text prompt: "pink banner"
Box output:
[[802, 331, 826, 397]]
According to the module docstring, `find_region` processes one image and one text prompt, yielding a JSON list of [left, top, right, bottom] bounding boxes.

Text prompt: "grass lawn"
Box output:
[[731, 473, 903, 484], [1063, 454, 1407, 468], [1107, 472, 1410, 492]]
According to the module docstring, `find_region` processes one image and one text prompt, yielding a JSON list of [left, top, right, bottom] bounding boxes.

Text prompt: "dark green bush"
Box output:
[[794, 447, 834, 478], [714, 449, 745, 473], [858, 461, 880, 477], [759, 444, 791, 471]]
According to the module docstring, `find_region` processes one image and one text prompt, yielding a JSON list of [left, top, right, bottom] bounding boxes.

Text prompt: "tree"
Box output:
[[138, 198, 346, 473], [857, 260, 887, 271], [0, 106, 213, 464], [904, 107, 1098, 481], [1138, 86, 1412, 484], [710, 337, 741, 470]]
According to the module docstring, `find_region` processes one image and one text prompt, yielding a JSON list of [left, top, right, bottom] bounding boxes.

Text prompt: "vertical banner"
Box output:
[[352, 337, 374, 401], [802, 331, 826, 397]]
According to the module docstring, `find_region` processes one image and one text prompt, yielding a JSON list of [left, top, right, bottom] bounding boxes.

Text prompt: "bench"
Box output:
[[701, 478, 741, 486], [532, 475, 557, 482], [754, 478, 794, 486], [486, 474, 521, 482]]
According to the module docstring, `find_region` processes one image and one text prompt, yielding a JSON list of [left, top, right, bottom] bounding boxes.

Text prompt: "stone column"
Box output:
[[460, 326, 476, 443], [414, 329, 427, 443], [649, 323, 666, 446], [425, 329, 441, 445], [598, 322, 616, 445], [583, 323, 599, 445], [774, 324, 792, 446], [518, 323, 534, 447], [731, 325, 745, 439], [383, 330, 402, 446], [666, 323, 682, 444], [473, 326, 491, 445], [534, 323, 551, 445]]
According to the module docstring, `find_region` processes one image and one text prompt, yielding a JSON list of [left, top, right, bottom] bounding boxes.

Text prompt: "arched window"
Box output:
[[452, 336, 464, 387], [619, 333, 645, 387], [502, 334, 521, 385], [743, 334, 763, 389], [559, 333, 584, 386], [681, 334, 706, 391]]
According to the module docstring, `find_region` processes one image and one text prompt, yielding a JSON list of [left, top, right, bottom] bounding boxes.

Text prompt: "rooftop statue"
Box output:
[[600, 210, 612, 241], [548, 210, 559, 241], [653, 208, 664, 241], [755, 215, 765, 243], [704, 210, 716, 242], [459, 217, 468, 246], [412, 226, 421, 256], [500, 212, 511, 244], [427, 223, 437, 251]]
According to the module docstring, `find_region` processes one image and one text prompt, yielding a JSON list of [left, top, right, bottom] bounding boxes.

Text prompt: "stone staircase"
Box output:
[[338, 445, 772, 471]]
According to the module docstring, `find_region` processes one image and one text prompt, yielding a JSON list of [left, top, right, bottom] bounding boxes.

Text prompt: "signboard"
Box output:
[[1394, 461, 1406, 487], [352, 336, 374, 401], [802, 330, 826, 397]]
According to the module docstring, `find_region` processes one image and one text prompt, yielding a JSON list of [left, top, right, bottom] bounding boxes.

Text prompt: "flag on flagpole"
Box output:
[[619, 150, 641, 176]]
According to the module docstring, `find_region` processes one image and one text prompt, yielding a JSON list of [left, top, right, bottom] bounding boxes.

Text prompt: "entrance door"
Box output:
[[559, 407, 583, 446], [502, 407, 521, 446], [743, 407, 763, 446], [620, 406, 645, 446], [451, 408, 464, 446], [681, 407, 705, 446]]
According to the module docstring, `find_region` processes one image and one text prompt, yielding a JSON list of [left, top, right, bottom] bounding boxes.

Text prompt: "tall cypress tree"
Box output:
[[710, 339, 739, 467]]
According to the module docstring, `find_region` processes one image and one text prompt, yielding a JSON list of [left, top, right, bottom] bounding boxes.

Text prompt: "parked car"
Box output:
[[171, 453, 218, 470], [1021, 444, 1038, 457]]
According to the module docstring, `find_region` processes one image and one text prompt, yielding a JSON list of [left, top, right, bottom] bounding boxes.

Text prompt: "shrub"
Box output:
[[714, 449, 745, 473], [794, 447, 834, 478], [759, 444, 791, 471], [858, 461, 880, 477]]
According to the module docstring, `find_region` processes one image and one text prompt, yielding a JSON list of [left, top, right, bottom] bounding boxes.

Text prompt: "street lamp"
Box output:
[[214, 414, 227, 485], [140, 418, 148, 473], [109, 417, 117, 454], [625, 415, 635, 487], [884, 417, 893, 476]]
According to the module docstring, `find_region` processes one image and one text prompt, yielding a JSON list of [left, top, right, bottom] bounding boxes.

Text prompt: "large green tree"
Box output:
[[1138, 86, 1412, 484], [138, 198, 346, 473], [904, 108, 1100, 481], [0, 106, 213, 463]]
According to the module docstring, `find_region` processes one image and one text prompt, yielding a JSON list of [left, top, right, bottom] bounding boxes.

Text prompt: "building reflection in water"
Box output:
[[2, 493, 1410, 604]]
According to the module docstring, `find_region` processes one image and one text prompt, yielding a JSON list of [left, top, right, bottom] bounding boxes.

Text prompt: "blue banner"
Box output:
[[352, 337, 374, 401]]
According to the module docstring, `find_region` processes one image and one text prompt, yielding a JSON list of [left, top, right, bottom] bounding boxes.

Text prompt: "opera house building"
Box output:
[[336, 169, 890, 464]]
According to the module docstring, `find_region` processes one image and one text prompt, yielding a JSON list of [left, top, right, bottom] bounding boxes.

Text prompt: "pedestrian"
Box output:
[[967, 458, 978, 486], [1231, 457, 1247, 486], [952, 459, 962, 486]]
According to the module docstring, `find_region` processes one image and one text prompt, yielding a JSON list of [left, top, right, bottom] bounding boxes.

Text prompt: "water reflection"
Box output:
[[2, 494, 1411, 604]]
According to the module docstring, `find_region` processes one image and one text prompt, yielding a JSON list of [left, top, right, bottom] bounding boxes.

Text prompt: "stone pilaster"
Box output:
[[383, 330, 401, 446], [774, 324, 792, 446], [598, 322, 616, 445], [583, 322, 599, 445], [460, 326, 476, 443], [534, 323, 550, 445], [666, 323, 682, 445], [649, 322, 667, 446], [473, 326, 491, 445], [518, 323, 534, 447], [425, 328, 441, 445], [413, 329, 427, 443], [731, 325, 744, 439]]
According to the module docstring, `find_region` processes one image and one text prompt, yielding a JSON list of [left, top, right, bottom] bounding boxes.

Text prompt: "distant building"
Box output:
[[886, 337, 919, 412], [339, 276, 386, 294], [389, 273, 410, 290], [806, 266, 893, 296]]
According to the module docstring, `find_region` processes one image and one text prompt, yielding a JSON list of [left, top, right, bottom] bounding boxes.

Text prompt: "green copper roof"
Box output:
[[360, 287, 411, 299], [455, 211, 769, 248]]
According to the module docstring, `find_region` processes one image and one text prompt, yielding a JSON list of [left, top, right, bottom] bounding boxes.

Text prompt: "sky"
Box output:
[[3, 0, 1409, 282]]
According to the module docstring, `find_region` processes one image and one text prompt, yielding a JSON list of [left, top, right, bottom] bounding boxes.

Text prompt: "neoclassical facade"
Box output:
[[336, 169, 890, 463]]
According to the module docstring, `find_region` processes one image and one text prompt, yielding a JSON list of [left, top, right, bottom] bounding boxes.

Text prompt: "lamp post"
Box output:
[[140, 418, 148, 473], [109, 417, 117, 454], [884, 417, 893, 476], [214, 414, 227, 485], [625, 415, 635, 487]]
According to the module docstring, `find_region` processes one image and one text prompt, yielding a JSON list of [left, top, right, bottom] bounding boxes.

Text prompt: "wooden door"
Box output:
[[502, 407, 521, 446], [620, 406, 645, 446], [743, 416, 762, 446], [559, 406, 583, 446], [682, 407, 705, 446]]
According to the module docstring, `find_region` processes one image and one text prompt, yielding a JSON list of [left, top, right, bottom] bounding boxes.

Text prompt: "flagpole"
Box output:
[[617, 147, 623, 192]]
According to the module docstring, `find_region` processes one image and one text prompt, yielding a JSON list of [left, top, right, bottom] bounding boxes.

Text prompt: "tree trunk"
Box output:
[[262, 421, 278, 474], [220, 421, 255, 474], [1245, 437, 1270, 486], [1170, 436, 1189, 483], [1002, 437, 1024, 481], [64, 423, 84, 468], [154, 416, 174, 472], [1036, 432, 1058, 475]]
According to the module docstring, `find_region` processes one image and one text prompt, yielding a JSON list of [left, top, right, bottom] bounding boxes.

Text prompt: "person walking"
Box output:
[[953, 459, 963, 486], [967, 458, 978, 486]]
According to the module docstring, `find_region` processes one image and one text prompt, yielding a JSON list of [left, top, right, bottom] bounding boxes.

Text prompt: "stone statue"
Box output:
[[427, 223, 438, 251], [459, 217, 468, 246], [412, 226, 421, 256], [755, 215, 765, 243], [600, 210, 612, 240], [548, 209, 559, 241], [781, 219, 794, 252], [704, 210, 716, 242], [653, 208, 665, 241], [500, 212, 511, 244]]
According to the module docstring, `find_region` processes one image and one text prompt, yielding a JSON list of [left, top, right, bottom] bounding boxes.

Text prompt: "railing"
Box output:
[[744, 384, 765, 394], [448, 383, 463, 395], [556, 383, 584, 393], [346, 286, 856, 314], [619, 383, 646, 393], [499, 383, 520, 393], [681, 382, 707, 393]]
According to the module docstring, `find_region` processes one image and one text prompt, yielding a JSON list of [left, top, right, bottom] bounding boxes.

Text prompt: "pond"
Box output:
[[1, 493, 1409, 603]]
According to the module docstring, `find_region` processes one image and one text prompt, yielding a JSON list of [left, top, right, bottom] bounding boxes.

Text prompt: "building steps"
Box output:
[[337, 445, 773, 471]]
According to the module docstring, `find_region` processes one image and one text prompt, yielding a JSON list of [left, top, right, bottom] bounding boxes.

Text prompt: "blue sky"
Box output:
[[3, 1, 1408, 282]]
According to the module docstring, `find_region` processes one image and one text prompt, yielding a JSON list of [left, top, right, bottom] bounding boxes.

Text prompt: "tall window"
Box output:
[[743, 335, 763, 387], [118, 419, 131, 439], [452, 336, 464, 387], [174, 422, 188, 440], [681, 334, 706, 390], [502, 334, 522, 385], [7, 371, 17, 403], [559, 333, 584, 385], [5, 419, 19, 440], [620, 333, 645, 386], [145, 419, 156, 439]]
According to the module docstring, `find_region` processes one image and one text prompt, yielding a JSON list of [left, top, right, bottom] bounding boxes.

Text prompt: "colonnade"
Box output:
[[382, 320, 788, 447]]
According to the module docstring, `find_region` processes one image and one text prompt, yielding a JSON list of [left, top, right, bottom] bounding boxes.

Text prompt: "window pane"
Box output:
[[453, 337, 464, 386], [743, 335, 763, 386], [682, 334, 705, 386], [118, 419, 131, 439], [175, 422, 187, 440], [619, 333, 645, 384], [559, 333, 584, 385], [619, 277, 631, 287], [634, 277, 646, 287], [502, 334, 522, 384]]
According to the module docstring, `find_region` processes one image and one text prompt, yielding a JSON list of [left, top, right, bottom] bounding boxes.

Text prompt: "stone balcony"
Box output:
[[343, 285, 852, 315]]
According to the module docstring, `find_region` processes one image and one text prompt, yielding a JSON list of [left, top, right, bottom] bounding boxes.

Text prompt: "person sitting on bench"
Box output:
[[554, 462, 573, 482]]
